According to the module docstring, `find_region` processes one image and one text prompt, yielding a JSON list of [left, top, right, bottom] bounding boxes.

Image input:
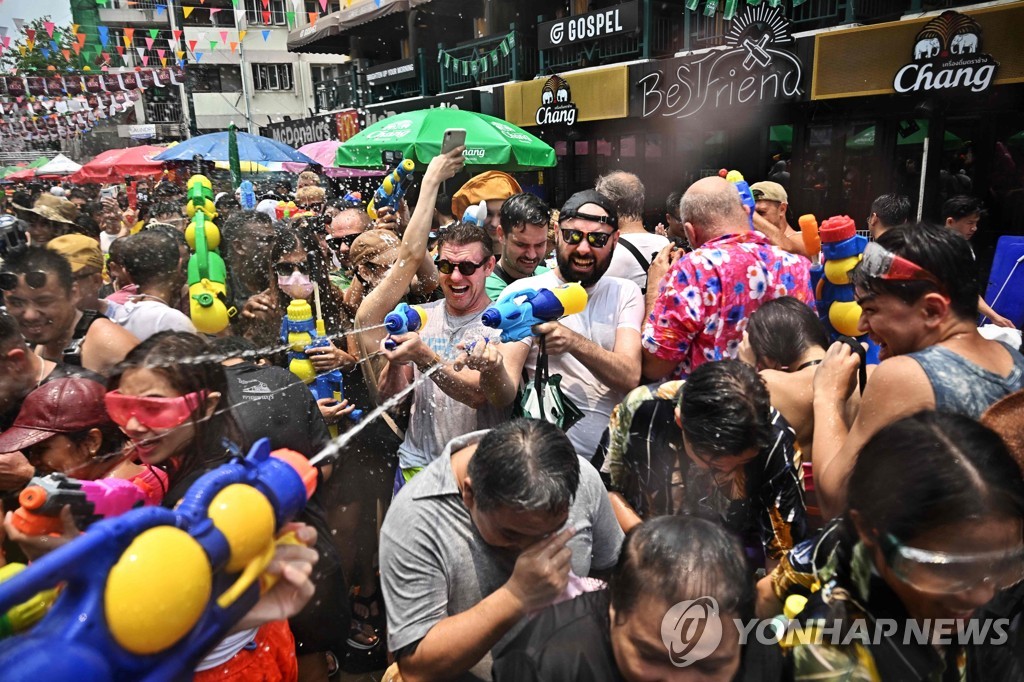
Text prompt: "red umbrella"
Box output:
[[70, 145, 166, 184], [5, 168, 37, 181]]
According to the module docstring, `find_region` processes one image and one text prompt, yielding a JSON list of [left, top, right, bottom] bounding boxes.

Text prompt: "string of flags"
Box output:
[[437, 32, 515, 78]]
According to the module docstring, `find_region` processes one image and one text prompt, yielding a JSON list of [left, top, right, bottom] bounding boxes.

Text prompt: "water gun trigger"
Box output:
[[256, 530, 303, 595], [217, 540, 276, 609]]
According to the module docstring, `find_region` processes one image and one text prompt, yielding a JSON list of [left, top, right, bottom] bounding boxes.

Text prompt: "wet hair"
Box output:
[[847, 412, 1024, 544], [118, 231, 180, 287], [678, 360, 774, 457], [665, 191, 682, 221], [107, 236, 129, 266], [851, 221, 979, 320], [222, 209, 274, 241], [68, 188, 90, 203], [436, 221, 494, 260], [610, 516, 754, 623], [1, 244, 73, 294], [941, 195, 985, 222], [499, 192, 550, 233], [870, 193, 911, 228], [72, 213, 101, 241], [0, 310, 22, 351], [109, 331, 241, 488], [209, 335, 262, 362], [595, 171, 646, 221], [146, 222, 188, 249], [270, 226, 345, 332], [468, 419, 580, 513], [149, 201, 184, 220], [747, 297, 829, 369]]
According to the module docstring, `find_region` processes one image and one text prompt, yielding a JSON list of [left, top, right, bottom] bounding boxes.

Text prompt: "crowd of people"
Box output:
[[0, 147, 1022, 682]]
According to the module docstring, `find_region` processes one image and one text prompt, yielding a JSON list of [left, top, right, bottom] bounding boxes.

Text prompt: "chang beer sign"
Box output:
[[535, 75, 579, 125], [893, 11, 998, 94]]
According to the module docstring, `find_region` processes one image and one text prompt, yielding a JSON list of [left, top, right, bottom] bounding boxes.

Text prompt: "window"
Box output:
[[245, 0, 287, 25], [252, 63, 293, 91], [310, 64, 341, 84], [189, 65, 244, 93]]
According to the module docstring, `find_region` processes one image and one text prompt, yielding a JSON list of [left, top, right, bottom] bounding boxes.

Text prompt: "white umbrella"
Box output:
[[36, 153, 83, 176]]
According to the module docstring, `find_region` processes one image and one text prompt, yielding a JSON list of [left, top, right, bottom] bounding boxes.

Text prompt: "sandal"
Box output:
[[347, 619, 380, 651], [352, 591, 383, 623], [325, 650, 340, 678]]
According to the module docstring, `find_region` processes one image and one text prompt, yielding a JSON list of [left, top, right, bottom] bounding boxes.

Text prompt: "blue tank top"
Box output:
[[907, 342, 1024, 418]]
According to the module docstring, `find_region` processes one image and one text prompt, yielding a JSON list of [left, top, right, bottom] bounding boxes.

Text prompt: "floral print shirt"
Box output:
[[642, 231, 814, 379]]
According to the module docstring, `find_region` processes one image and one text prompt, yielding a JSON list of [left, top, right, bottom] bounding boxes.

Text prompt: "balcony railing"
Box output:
[[108, 0, 162, 10], [145, 101, 183, 123], [438, 26, 535, 92], [363, 49, 439, 104], [313, 64, 359, 113]]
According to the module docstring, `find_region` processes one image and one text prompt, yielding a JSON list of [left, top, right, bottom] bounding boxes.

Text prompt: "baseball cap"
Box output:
[[559, 190, 618, 229], [452, 171, 522, 219], [0, 377, 113, 453], [350, 229, 400, 267], [750, 181, 788, 204], [47, 234, 104, 273]]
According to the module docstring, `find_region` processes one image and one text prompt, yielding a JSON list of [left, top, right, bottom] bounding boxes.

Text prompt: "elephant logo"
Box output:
[[951, 33, 978, 54], [911, 10, 984, 60], [536, 75, 578, 126], [914, 37, 940, 59], [895, 10, 999, 94]]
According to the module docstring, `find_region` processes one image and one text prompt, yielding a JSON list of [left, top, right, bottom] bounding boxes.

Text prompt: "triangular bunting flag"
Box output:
[[319, 0, 327, 10], [261, 0, 269, 8], [13, 18, 24, 32], [62, 48, 70, 60], [161, 57, 167, 66], [98, 26, 109, 45], [43, 21, 54, 38], [124, 27, 135, 41], [232, 0, 239, 5], [122, 35, 131, 48], [136, 46, 145, 58], [0, 27, 6, 38], [176, 50, 184, 59], [142, 55, 149, 65], [157, 48, 165, 57], [262, 11, 271, 23], [210, 8, 222, 16], [286, 10, 295, 26], [71, 23, 79, 34], [102, 51, 109, 61], [239, 30, 247, 41], [261, 29, 270, 41], [198, 31, 207, 42], [156, 4, 166, 14], [235, 8, 246, 23], [229, 41, 238, 52], [167, 38, 175, 50], [25, 28, 35, 42], [145, 37, 154, 49], [219, 30, 228, 42], [183, 6, 194, 17], [149, 28, 159, 38], [72, 42, 81, 54], [209, 40, 217, 50], [308, 12, 317, 24], [173, 29, 182, 39], [187, 39, 197, 51], [195, 52, 203, 61], [199, 0, 205, 3], [116, 45, 124, 55]]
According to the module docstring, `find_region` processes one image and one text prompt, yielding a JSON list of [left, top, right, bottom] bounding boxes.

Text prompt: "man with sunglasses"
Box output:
[[1, 246, 139, 376], [326, 207, 372, 292], [812, 223, 1024, 518], [498, 190, 645, 458], [641, 176, 814, 383]]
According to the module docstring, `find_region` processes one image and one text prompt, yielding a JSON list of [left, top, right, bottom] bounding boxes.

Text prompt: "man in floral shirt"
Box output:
[[642, 176, 814, 381]]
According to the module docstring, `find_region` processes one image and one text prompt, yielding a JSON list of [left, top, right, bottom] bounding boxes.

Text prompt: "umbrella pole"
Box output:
[[916, 137, 928, 222]]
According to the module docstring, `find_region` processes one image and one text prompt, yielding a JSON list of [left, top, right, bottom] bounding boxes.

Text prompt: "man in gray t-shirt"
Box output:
[[380, 421, 624, 681]]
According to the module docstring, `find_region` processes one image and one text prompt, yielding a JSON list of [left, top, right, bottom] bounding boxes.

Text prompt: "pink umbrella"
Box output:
[[283, 140, 384, 178]]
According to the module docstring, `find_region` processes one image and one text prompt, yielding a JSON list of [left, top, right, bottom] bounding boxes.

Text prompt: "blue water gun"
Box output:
[[239, 180, 256, 211], [481, 283, 588, 343], [367, 158, 416, 220], [721, 168, 756, 230], [383, 302, 427, 351], [0, 439, 318, 682]]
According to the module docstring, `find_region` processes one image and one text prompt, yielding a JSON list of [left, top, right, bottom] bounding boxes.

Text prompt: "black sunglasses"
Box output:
[[560, 228, 614, 248], [435, 258, 488, 276], [273, 261, 309, 277], [327, 233, 359, 251], [0, 270, 48, 291]]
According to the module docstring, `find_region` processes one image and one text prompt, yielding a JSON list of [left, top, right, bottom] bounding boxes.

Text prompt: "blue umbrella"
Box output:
[[153, 131, 316, 164]]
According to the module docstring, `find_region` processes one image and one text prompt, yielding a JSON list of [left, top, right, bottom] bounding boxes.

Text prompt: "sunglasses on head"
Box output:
[[560, 228, 614, 248], [327, 233, 359, 251], [105, 390, 208, 431], [0, 270, 48, 291], [435, 258, 488, 276], [273, 261, 309, 277], [860, 242, 942, 287]]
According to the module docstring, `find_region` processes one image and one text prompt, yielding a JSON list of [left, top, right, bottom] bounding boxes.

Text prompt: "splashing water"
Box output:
[[308, 363, 441, 468]]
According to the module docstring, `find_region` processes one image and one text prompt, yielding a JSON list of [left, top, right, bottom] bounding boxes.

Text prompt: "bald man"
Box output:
[[641, 177, 814, 381]]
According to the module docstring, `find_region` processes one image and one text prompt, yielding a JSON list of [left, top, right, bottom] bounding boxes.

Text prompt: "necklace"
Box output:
[[793, 359, 823, 372]]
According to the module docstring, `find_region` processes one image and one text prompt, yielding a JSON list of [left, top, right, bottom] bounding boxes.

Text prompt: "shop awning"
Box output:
[[287, 0, 411, 54]]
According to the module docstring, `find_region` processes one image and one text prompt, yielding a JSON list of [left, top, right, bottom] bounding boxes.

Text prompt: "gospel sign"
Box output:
[[893, 11, 998, 94], [632, 5, 804, 119]]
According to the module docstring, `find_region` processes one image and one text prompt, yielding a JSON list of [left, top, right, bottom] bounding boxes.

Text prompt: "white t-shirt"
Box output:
[[605, 232, 670, 290], [503, 270, 644, 458], [105, 298, 196, 341]]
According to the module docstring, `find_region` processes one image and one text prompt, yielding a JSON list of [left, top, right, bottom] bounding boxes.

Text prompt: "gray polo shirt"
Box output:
[[380, 430, 624, 681]]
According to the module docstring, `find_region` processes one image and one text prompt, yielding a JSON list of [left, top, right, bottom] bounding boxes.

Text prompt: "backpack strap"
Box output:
[[617, 238, 653, 294]]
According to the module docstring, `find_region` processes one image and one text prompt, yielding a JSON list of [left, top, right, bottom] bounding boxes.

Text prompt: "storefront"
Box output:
[[260, 109, 362, 148], [360, 88, 500, 128], [806, 2, 1024, 258]]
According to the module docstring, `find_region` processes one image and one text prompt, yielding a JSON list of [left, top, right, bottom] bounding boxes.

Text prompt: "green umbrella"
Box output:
[[336, 109, 556, 170], [227, 122, 242, 190]]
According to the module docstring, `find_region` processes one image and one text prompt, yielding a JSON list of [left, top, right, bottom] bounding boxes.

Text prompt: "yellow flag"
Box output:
[[161, 57, 168, 67], [239, 30, 247, 41], [177, 50, 185, 59], [72, 23, 79, 34], [183, 6, 195, 18]]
